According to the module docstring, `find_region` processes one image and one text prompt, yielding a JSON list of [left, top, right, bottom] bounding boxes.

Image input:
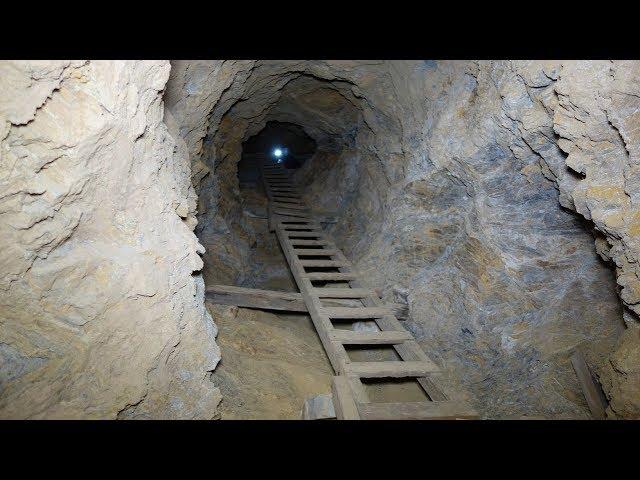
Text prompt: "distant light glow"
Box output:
[[273, 148, 283, 158]]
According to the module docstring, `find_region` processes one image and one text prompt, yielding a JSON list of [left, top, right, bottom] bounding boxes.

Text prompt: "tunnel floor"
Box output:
[[207, 181, 334, 419]]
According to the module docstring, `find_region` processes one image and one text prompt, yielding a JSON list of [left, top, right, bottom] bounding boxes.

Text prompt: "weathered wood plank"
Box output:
[[206, 284, 300, 300], [321, 307, 391, 319], [329, 329, 412, 344], [272, 197, 302, 203], [285, 231, 323, 238], [273, 210, 311, 218], [357, 401, 478, 420], [206, 285, 410, 320], [281, 226, 321, 231], [272, 202, 309, 210], [299, 260, 349, 267], [344, 360, 440, 377], [272, 193, 301, 198], [304, 272, 357, 281], [274, 215, 315, 223], [312, 287, 371, 298], [293, 248, 337, 256], [289, 239, 330, 246], [570, 350, 608, 419], [332, 376, 360, 420], [205, 284, 305, 312]]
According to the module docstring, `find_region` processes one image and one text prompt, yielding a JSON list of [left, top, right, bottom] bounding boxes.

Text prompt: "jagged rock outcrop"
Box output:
[[0, 61, 220, 419]]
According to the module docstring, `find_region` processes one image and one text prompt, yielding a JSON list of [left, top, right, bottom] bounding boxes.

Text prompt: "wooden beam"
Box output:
[[312, 287, 371, 298], [329, 329, 413, 345], [299, 259, 350, 267], [332, 376, 360, 420], [206, 284, 303, 312], [357, 401, 478, 420], [570, 350, 608, 419], [320, 306, 392, 319], [205, 284, 409, 320], [304, 272, 357, 281], [344, 360, 440, 378]]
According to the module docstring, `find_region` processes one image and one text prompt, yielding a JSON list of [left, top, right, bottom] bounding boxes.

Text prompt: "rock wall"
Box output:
[[0, 61, 220, 419], [295, 61, 637, 418], [164, 61, 258, 286]]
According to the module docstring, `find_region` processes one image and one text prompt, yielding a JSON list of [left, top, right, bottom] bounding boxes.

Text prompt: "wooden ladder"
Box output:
[[260, 160, 477, 420]]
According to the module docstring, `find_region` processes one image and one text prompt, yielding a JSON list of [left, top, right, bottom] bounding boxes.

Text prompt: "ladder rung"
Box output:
[[329, 329, 412, 344], [294, 248, 337, 256], [280, 225, 321, 231], [357, 401, 478, 420], [304, 272, 356, 280], [289, 239, 330, 246], [276, 215, 315, 223], [300, 260, 348, 268], [272, 193, 301, 198], [320, 307, 391, 319], [273, 203, 308, 210], [273, 209, 310, 218], [312, 288, 370, 298], [285, 231, 324, 238], [344, 361, 440, 378]]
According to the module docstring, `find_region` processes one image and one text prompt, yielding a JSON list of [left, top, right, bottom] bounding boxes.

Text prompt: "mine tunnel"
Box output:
[[1, 60, 636, 420], [238, 121, 317, 184]]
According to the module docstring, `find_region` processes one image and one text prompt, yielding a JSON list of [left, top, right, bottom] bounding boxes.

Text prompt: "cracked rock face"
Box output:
[[0, 61, 220, 419]]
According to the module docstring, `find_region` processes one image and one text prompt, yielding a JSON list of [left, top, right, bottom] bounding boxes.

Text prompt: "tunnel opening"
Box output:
[[238, 121, 317, 186]]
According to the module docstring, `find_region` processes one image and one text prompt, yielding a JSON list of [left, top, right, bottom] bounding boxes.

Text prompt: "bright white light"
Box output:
[[273, 148, 282, 158]]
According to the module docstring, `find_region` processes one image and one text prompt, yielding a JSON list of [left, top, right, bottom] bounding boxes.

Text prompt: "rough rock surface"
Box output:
[[207, 303, 333, 419], [0, 61, 220, 418]]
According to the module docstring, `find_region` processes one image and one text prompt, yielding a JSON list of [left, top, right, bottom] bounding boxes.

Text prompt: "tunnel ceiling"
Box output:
[[221, 73, 365, 152]]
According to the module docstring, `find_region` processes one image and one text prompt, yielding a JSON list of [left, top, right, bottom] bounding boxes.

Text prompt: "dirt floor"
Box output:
[[208, 303, 334, 419], [208, 182, 334, 419]]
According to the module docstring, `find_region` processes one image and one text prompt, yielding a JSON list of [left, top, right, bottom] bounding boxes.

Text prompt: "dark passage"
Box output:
[[238, 121, 316, 184]]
